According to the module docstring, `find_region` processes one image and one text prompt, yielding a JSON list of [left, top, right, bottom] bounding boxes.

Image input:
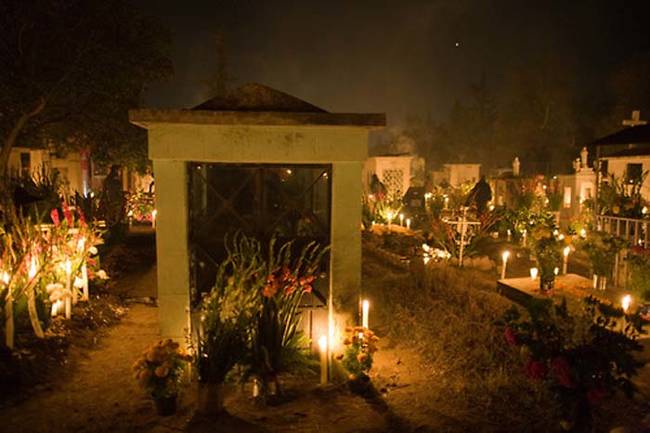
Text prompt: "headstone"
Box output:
[[512, 157, 520, 176], [580, 147, 588, 169]]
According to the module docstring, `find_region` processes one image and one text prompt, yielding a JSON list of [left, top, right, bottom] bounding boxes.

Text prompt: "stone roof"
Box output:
[[601, 146, 650, 159], [591, 124, 650, 146], [192, 83, 327, 113]]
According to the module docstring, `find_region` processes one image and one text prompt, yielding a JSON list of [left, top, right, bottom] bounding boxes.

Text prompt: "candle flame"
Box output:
[[621, 294, 632, 313], [318, 335, 328, 352]]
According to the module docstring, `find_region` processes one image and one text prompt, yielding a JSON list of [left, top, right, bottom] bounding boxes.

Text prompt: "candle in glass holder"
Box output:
[[530, 267, 538, 280], [318, 336, 328, 385], [562, 246, 571, 274], [621, 294, 632, 313], [501, 250, 510, 280], [361, 299, 369, 329]]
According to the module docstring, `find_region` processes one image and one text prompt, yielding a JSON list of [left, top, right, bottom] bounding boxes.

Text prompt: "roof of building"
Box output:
[[192, 83, 327, 113], [591, 124, 650, 146], [130, 82, 385, 128], [600, 146, 650, 159]]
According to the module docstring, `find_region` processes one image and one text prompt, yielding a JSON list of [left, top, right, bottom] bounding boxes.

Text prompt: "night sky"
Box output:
[[138, 0, 650, 125]]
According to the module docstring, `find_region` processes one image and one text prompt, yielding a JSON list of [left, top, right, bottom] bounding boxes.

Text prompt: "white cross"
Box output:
[[622, 110, 647, 127]]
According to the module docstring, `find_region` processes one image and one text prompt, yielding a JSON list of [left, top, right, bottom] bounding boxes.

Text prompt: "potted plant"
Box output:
[[500, 297, 645, 433], [579, 231, 626, 290], [337, 326, 379, 394], [244, 238, 326, 402], [194, 232, 261, 416], [132, 339, 191, 416], [530, 226, 562, 292]]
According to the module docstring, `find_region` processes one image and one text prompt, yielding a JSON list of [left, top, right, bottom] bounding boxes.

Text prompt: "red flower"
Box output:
[[62, 204, 73, 226], [50, 209, 60, 226], [586, 387, 606, 406], [504, 327, 518, 346], [78, 209, 86, 226], [525, 359, 548, 380], [551, 356, 574, 388]]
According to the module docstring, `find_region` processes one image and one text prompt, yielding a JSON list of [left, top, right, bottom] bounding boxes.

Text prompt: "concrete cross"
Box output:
[[622, 110, 647, 127]]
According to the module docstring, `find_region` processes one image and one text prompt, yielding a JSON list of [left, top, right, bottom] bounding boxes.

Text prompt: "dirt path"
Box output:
[[0, 304, 162, 433]]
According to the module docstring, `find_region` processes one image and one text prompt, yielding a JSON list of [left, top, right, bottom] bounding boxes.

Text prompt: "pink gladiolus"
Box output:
[[586, 387, 606, 406], [551, 356, 574, 388], [62, 204, 73, 226], [504, 327, 518, 346], [525, 359, 548, 380], [50, 209, 60, 226]]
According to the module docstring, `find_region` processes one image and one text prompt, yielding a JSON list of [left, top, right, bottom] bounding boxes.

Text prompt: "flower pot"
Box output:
[[153, 394, 177, 416], [540, 277, 555, 293], [197, 382, 228, 416], [347, 374, 371, 395]]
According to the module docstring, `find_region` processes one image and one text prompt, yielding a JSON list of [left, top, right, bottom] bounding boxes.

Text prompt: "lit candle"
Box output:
[[562, 246, 570, 275], [81, 263, 89, 301], [151, 209, 157, 229], [522, 229, 527, 247], [579, 228, 587, 238], [621, 294, 632, 313], [386, 211, 394, 226], [318, 335, 328, 385], [554, 267, 559, 276], [361, 299, 369, 329], [399, 213, 404, 227], [406, 218, 411, 230], [530, 267, 538, 280], [64, 259, 72, 319], [501, 250, 510, 279], [443, 195, 449, 209], [507, 229, 512, 241]]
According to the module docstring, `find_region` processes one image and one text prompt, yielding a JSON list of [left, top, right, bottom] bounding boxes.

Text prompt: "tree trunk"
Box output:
[[1, 98, 46, 176]]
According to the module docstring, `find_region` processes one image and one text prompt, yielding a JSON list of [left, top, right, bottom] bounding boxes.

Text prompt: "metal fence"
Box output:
[[596, 215, 649, 247]]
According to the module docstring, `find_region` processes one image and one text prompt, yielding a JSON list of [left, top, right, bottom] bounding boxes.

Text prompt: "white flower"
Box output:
[[89, 246, 98, 255], [46, 283, 63, 294], [96, 270, 109, 280]]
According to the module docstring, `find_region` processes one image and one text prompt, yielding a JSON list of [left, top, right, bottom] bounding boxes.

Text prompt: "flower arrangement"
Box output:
[[246, 237, 327, 399], [578, 231, 626, 289], [531, 228, 563, 291], [133, 339, 191, 398], [338, 326, 379, 382], [626, 246, 650, 302], [1, 202, 106, 350], [126, 191, 155, 223], [500, 297, 646, 432]]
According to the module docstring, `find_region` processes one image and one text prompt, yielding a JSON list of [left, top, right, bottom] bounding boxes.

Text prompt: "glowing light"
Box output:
[[399, 213, 404, 226], [621, 294, 632, 313], [501, 250, 510, 279], [368, 194, 375, 201], [554, 267, 559, 276], [563, 246, 571, 257], [28, 258, 38, 279], [643, 206, 648, 215], [361, 299, 369, 329], [64, 259, 72, 276], [424, 192, 433, 200], [77, 237, 86, 252], [318, 335, 328, 385], [1, 271, 10, 285], [579, 228, 587, 238], [286, 169, 292, 175], [406, 218, 411, 230], [530, 267, 538, 280], [386, 211, 394, 225]]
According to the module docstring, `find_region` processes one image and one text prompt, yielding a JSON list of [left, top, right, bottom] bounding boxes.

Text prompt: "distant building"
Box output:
[[555, 147, 596, 225], [431, 163, 481, 187], [599, 147, 650, 200], [363, 154, 417, 197]]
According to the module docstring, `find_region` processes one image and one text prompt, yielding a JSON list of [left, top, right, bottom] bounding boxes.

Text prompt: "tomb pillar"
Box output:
[[153, 159, 190, 340]]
